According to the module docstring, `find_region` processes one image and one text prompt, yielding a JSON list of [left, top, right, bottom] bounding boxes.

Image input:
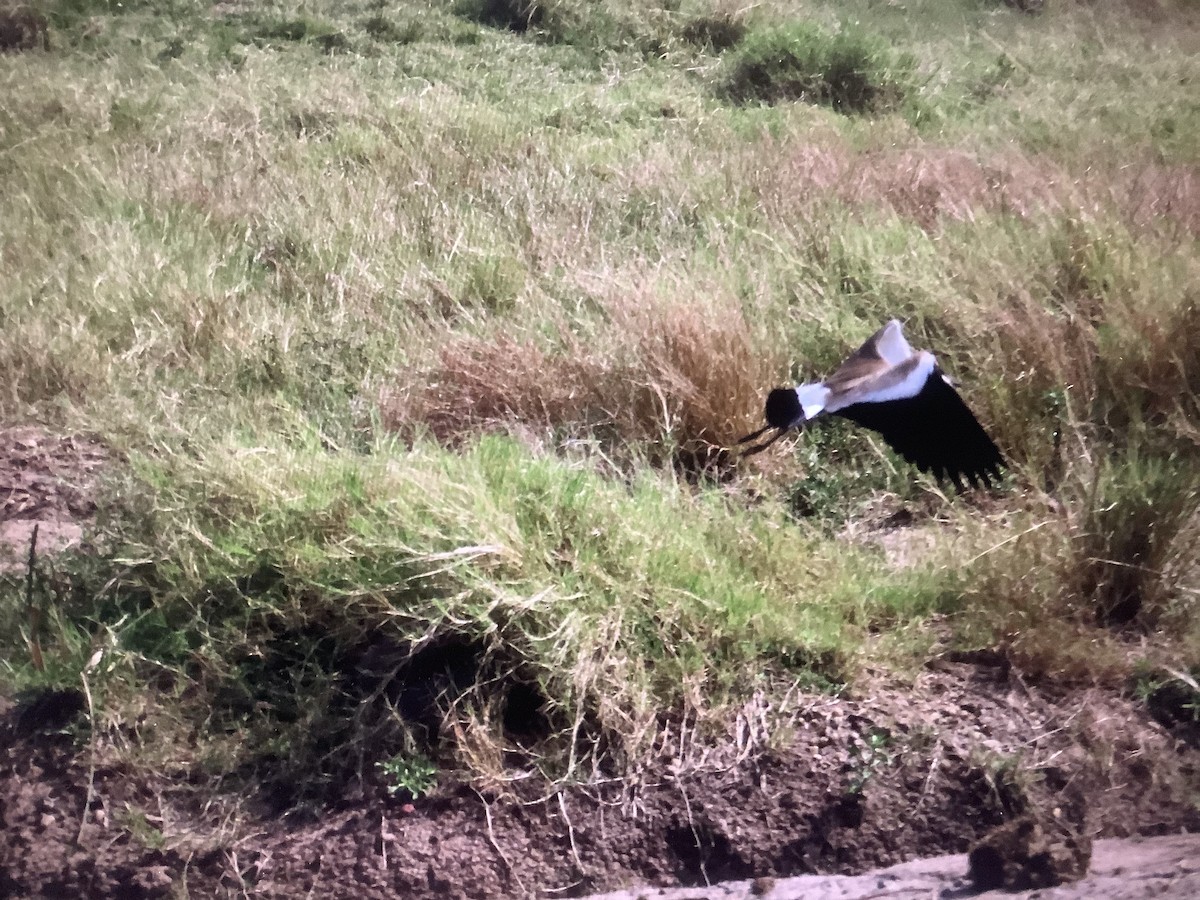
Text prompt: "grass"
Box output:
[[1, 0, 1198, 807], [723, 22, 914, 112]]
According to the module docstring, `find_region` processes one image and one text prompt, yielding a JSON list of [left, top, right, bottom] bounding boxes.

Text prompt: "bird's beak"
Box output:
[[733, 425, 789, 458], [736, 424, 773, 446]]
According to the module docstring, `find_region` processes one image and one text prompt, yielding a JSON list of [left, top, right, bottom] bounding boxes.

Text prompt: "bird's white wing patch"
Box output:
[[795, 382, 830, 419], [858, 351, 936, 403], [874, 320, 915, 367], [827, 351, 936, 411]]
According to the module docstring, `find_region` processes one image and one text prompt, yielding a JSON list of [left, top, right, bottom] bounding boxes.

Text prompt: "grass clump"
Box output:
[[4, 433, 910, 801], [361, 13, 424, 45], [678, 7, 746, 51], [723, 22, 913, 112], [954, 453, 1200, 681], [1070, 455, 1200, 628], [387, 289, 776, 475], [454, 0, 668, 56], [0, 4, 48, 51], [246, 15, 350, 54], [458, 0, 545, 34]]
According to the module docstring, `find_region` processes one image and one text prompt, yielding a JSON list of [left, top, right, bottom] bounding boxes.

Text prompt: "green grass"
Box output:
[[723, 22, 914, 112], [2, 0, 1198, 803]]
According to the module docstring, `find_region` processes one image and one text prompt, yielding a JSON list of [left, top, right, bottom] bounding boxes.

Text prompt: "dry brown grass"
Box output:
[[976, 286, 1101, 479], [750, 137, 1200, 238], [954, 452, 1200, 684], [957, 235, 1199, 489], [1105, 161, 1200, 237], [384, 282, 781, 471], [838, 147, 1058, 230]]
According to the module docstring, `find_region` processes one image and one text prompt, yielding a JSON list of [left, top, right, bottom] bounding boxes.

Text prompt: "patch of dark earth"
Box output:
[[2, 659, 1197, 899]]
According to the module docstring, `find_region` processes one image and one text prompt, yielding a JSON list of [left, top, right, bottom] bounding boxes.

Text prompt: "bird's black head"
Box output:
[[764, 388, 801, 430], [736, 388, 802, 456]]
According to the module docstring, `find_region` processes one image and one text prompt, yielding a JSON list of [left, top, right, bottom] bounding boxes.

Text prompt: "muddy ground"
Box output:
[[583, 832, 1200, 899], [1, 427, 1198, 898]]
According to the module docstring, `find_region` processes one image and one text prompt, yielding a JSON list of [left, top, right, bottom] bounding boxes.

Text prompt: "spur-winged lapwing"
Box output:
[[738, 320, 1005, 489]]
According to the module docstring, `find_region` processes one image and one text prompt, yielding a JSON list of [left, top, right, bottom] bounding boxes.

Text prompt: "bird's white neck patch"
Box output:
[[794, 382, 830, 419]]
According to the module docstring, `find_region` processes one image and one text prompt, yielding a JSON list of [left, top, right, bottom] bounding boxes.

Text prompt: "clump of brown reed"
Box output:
[[384, 288, 780, 474]]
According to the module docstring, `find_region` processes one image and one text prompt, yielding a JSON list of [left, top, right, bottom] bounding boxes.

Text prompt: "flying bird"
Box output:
[[738, 320, 1005, 489]]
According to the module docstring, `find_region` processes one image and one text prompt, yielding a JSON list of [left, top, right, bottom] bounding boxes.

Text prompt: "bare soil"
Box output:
[[1, 427, 1198, 898], [2, 663, 1197, 899], [0, 425, 108, 574]]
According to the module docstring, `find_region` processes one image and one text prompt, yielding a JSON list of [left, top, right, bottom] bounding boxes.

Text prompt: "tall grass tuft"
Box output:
[[1070, 455, 1200, 628], [723, 23, 913, 112], [955, 453, 1200, 681], [454, 0, 668, 54], [458, 0, 545, 34], [386, 288, 778, 473], [679, 4, 746, 51]]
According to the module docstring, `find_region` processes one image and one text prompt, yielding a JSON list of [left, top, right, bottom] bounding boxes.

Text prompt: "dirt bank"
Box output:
[[3, 656, 1197, 899]]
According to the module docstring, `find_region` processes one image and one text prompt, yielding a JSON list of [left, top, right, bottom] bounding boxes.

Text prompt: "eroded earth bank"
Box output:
[[3, 657, 1198, 899]]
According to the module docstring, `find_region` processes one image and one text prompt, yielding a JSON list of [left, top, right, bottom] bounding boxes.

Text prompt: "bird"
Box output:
[[737, 319, 1005, 489]]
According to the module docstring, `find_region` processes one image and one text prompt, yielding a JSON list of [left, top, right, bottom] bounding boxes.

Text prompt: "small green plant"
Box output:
[[846, 727, 893, 795], [118, 807, 166, 850], [975, 752, 1031, 817], [1131, 663, 1200, 738], [1131, 660, 1168, 704], [377, 752, 438, 799], [723, 23, 913, 112]]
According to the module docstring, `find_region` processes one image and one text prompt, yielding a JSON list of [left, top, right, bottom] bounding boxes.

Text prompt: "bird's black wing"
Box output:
[[835, 372, 1005, 489]]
